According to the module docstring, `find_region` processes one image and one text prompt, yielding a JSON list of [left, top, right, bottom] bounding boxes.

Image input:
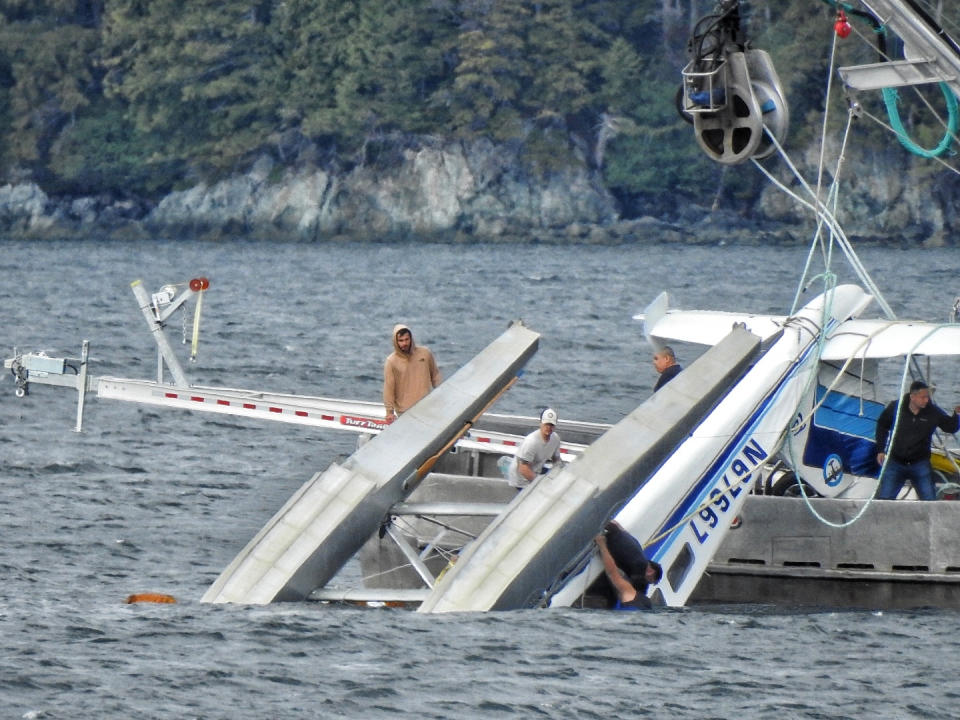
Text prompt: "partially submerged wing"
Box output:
[[635, 292, 785, 348], [823, 319, 960, 359]]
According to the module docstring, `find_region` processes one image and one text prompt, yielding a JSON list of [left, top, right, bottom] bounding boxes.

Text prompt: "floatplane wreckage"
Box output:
[[8, 0, 960, 610]]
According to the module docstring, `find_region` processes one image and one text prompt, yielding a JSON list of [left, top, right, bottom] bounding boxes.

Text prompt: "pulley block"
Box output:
[[745, 49, 790, 160], [692, 52, 764, 165]]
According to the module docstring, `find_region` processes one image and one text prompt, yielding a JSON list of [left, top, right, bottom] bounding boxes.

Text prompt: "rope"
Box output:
[[787, 32, 857, 316], [757, 7, 960, 428], [780, 318, 908, 526], [882, 84, 959, 158], [819, 0, 959, 157], [749, 46, 905, 528], [866, 352, 920, 499], [783, 321, 959, 525], [633, 293, 850, 547], [851, 102, 960, 180], [751, 130, 896, 320], [814, 29, 841, 271], [787, 30, 841, 318], [877, 322, 960, 471]]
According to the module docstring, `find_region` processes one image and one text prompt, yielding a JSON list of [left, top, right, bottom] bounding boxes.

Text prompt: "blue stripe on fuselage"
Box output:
[[644, 322, 831, 559]]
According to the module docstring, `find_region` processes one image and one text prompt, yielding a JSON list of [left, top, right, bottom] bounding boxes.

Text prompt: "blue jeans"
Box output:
[[876, 458, 936, 500]]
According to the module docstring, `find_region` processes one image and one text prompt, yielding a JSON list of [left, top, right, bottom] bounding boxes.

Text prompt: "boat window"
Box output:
[[667, 543, 694, 593]]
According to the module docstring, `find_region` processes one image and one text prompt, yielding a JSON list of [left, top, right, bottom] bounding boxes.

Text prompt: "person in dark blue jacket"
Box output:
[[595, 521, 663, 610], [875, 380, 960, 500], [652, 346, 683, 392]]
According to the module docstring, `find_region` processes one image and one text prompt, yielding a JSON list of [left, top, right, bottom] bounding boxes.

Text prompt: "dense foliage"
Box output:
[[0, 0, 939, 211]]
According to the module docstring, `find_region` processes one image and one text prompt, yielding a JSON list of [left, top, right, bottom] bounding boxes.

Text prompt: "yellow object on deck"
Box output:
[[931, 450, 960, 477]]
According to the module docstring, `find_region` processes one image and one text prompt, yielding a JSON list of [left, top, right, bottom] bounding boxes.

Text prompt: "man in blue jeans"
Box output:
[[874, 380, 960, 500]]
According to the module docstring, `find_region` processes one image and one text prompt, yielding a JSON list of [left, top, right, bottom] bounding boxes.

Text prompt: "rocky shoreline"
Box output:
[[0, 140, 954, 247]]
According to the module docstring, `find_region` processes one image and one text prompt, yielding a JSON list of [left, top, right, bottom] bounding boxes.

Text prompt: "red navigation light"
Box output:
[[834, 11, 851, 39], [189, 277, 210, 291]]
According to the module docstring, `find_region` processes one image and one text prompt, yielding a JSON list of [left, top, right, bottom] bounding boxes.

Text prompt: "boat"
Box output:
[[7, 0, 960, 610]]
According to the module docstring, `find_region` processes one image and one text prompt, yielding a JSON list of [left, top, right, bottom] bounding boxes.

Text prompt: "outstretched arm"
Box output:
[[942, 404, 960, 434], [595, 535, 637, 604]]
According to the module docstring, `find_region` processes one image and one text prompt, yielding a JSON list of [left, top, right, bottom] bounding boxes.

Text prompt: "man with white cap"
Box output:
[[507, 408, 563, 490]]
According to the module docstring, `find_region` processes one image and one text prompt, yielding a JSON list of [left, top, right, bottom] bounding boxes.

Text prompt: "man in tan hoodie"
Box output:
[[383, 323, 442, 424]]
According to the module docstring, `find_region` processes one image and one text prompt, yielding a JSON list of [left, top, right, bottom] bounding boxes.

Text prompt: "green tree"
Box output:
[[0, 9, 99, 176], [0, 0, 933, 220], [272, 0, 358, 147], [102, 0, 281, 174], [597, 1, 719, 204], [48, 99, 179, 195], [277, 0, 456, 164], [448, 1, 533, 139], [526, 0, 596, 119]]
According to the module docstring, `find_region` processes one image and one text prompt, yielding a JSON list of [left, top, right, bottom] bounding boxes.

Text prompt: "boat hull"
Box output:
[[693, 495, 960, 609]]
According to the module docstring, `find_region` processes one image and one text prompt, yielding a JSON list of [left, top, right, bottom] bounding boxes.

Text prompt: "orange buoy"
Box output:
[[125, 592, 176, 604]]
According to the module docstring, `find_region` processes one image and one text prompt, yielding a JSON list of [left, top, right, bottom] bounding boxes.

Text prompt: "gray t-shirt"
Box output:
[[509, 429, 562, 488]]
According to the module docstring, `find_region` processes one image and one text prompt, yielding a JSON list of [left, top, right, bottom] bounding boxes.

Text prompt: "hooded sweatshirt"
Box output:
[[383, 323, 442, 416]]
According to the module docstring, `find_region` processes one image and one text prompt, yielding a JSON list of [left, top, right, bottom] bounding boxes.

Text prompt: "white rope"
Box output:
[[815, 29, 841, 269], [748, 36, 933, 527], [849, 103, 960, 180], [784, 322, 958, 526], [788, 30, 848, 314], [751, 137, 895, 320], [736, 5, 960, 534], [781, 317, 907, 526]]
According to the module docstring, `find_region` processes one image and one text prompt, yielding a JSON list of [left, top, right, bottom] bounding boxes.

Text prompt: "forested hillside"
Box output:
[[0, 0, 954, 230]]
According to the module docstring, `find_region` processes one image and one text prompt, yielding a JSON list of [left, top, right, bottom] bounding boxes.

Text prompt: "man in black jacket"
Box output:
[[594, 521, 663, 610], [875, 380, 960, 500]]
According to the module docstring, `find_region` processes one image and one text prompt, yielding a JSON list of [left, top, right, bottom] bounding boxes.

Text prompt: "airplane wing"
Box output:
[[634, 292, 785, 347], [823, 320, 960, 359]]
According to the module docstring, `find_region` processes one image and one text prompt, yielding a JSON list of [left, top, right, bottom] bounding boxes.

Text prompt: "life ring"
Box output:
[[125, 592, 176, 604]]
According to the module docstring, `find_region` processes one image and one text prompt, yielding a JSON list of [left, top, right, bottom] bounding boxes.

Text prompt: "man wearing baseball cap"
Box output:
[[507, 408, 564, 490]]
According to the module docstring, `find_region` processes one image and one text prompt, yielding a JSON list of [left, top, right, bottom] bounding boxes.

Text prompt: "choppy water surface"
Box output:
[[2, 238, 960, 718]]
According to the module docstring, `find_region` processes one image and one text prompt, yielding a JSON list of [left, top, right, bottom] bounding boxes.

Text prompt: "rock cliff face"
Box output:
[[0, 138, 956, 244], [753, 140, 960, 247], [145, 140, 619, 242]]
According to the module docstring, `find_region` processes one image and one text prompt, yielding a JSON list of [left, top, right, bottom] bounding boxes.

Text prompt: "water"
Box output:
[[2, 238, 960, 718]]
